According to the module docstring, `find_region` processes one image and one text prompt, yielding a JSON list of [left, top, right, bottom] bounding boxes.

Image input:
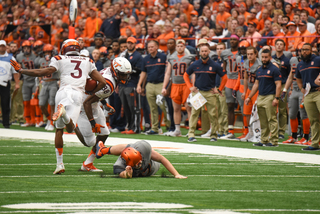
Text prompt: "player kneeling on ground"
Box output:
[[95, 140, 187, 179]]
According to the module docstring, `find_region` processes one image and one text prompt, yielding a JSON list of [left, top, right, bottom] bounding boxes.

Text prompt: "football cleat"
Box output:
[[168, 130, 182, 137], [47, 124, 55, 131], [80, 162, 103, 172], [201, 129, 211, 138], [95, 141, 105, 159], [52, 104, 66, 121], [35, 121, 44, 128], [45, 120, 51, 130], [220, 133, 236, 140], [21, 123, 33, 127], [283, 137, 297, 144], [240, 132, 254, 142], [294, 138, 307, 145], [237, 133, 247, 140], [53, 163, 65, 174], [302, 139, 312, 145]]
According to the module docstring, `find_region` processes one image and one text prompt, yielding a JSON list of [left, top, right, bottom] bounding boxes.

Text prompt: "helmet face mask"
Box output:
[[111, 57, 132, 84]]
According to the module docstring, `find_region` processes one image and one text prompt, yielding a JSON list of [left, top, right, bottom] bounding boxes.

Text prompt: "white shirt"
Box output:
[[0, 52, 17, 87]]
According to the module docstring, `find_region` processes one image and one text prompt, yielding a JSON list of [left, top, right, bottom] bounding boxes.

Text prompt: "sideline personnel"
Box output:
[[245, 49, 282, 147], [295, 43, 320, 151], [183, 39, 227, 142]]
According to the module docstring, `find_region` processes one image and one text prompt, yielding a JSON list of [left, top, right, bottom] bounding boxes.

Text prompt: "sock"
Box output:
[[228, 125, 234, 134], [101, 146, 111, 155], [302, 118, 310, 135], [175, 124, 180, 132], [84, 150, 96, 165], [243, 117, 248, 135], [35, 105, 42, 124], [304, 134, 309, 141], [290, 118, 298, 134], [23, 101, 31, 123], [30, 105, 36, 124], [292, 132, 298, 139], [55, 148, 63, 165]]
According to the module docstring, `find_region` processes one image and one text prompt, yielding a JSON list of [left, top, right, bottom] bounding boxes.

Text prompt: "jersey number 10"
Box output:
[[173, 62, 187, 76]]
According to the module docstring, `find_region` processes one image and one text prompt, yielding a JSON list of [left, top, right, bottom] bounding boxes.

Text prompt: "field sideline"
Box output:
[[0, 127, 319, 214]]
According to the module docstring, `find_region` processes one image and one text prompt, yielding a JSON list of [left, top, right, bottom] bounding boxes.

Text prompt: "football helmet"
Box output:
[[34, 40, 43, 48], [121, 147, 142, 168], [238, 40, 250, 57], [43, 44, 54, 52], [111, 57, 132, 84], [60, 39, 80, 55], [21, 40, 32, 55]]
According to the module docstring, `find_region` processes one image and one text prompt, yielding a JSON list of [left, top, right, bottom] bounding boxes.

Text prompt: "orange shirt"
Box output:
[[62, 14, 70, 25], [83, 17, 102, 38], [272, 32, 285, 46], [257, 17, 272, 31], [157, 31, 175, 52], [247, 18, 259, 27], [286, 31, 300, 50], [216, 12, 231, 28], [211, 0, 222, 12], [242, 11, 251, 20], [184, 4, 194, 23], [300, 30, 312, 43]]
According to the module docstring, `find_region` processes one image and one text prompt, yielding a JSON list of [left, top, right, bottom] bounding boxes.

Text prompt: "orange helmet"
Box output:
[[22, 40, 31, 47], [121, 147, 142, 167], [239, 40, 250, 48], [99, 46, 107, 53], [34, 40, 44, 48], [60, 39, 80, 55], [43, 44, 54, 52]]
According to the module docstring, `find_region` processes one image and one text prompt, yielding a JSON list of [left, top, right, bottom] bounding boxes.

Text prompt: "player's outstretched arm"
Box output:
[[151, 149, 187, 179], [11, 60, 56, 77]]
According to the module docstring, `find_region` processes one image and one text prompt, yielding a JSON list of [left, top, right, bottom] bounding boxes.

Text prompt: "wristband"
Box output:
[[283, 88, 287, 92], [275, 97, 280, 100], [89, 118, 96, 127]]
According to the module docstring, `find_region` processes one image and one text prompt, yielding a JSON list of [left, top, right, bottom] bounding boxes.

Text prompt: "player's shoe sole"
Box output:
[[53, 163, 65, 174], [95, 141, 105, 159], [52, 104, 66, 121]]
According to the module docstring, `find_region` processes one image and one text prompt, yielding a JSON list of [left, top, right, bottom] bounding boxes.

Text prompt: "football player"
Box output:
[[220, 35, 240, 139], [33, 40, 44, 69], [38, 44, 58, 131], [234, 40, 250, 139], [95, 140, 187, 179], [162, 39, 195, 137], [16, 41, 37, 127], [74, 57, 132, 172], [11, 39, 107, 174], [281, 42, 311, 145]]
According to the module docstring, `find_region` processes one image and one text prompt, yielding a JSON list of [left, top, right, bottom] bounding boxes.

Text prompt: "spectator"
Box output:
[[216, 3, 231, 29], [100, 7, 121, 39], [300, 0, 315, 17], [237, 2, 250, 19], [300, 10, 316, 34], [236, 26, 245, 39], [273, 9, 284, 25], [254, 0, 263, 19], [87, 32, 105, 54], [92, 49, 103, 71], [247, 8, 259, 27], [285, 3, 294, 20], [157, 21, 174, 52], [181, 0, 194, 23], [83, 7, 103, 47], [298, 20, 312, 43], [155, 10, 168, 26], [0, 40, 20, 128], [246, 22, 261, 46], [256, 20, 273, 49], [257, 9, 272, 32], [286, 22, 300, 51], [136, 40, 170, 135], [110, 39, 120, 59], [271, 23, 285, 46], [245, 49, 282, 147], [179, 24, 196, 48], [237, 14, 248, 33]]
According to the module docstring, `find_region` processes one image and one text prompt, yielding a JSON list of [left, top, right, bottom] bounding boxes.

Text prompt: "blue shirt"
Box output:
[[141, 51, 167, 83], [272, 54, 291, 84], [295, 54, 320, 90], [123, 50, 143, 87], [186, 58, 225, 91], [256, 61, 282, 95], [213, 57, 224, 87], [100, 16, 121, 39]]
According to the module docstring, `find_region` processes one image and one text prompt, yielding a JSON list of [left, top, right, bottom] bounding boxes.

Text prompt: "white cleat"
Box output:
[[240, 132, 254, 142], [168, 130, 182, 137], [35, 121, 44, 128], [47, 124, 55, 131], [45, 120, 51, 130], [219, 133, 236, 140], [21, 123, 33, 127], [163, 131, 173, 136], [201, 129, 211, 138], [52, 104, 66, 121], [80, 162, 103, 172], [53, 163, 65, 174]]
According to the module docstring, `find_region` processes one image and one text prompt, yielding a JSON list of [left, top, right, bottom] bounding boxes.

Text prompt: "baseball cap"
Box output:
[[286, 22, 296, 27], [147, 18, 156, 23], [136, 43, 144, 49], [190, 10, 198, 16], [176, 39, 185, 45], [180, 23, 189, 28], [0, 40, 6, 46], [153, 11, 160, 16], [197, 38, 209, 47], [254, 0, 262, 5], [39, 13, 45, 18], [94, 32, 104, 39], [80, 49, 89, 57], [90, 7, 97, 11], [139, 11, 146, 16], [298, 20, 307, 26], [127, 37, 137, 44], [236, 2, 246, 8], [248, 22, 257, 28]]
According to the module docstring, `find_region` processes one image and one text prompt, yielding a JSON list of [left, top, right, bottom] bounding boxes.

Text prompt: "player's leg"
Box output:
[[296, 91, 310, 145], [169, 84, 183, 137], [0, 82, 11, 128], [278, 84, 288, 139], [21, 81, 33, 126], [241, 90, 255, 142], [133, 88, 141, 133], [119, 86, 132, 133], [236, 91, 247, 139], [284, 89, 299, 144], [220, 87, 236, 139], [218, 89, 228, 136], [53, 128, 65, 174], [39, 84, 50, 129]]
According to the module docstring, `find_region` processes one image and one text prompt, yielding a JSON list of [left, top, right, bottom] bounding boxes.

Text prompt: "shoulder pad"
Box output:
[[54, 56, 62, 61], [89, 59, 94, 63]]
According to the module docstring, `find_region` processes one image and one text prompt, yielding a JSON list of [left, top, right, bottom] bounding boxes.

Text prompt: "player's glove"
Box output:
[[280, 91, 286, 102], [232, 90, 237, 98], [89, 119, 105, 133], [10, 60, 21, 72], [104, 103, 115, 116]]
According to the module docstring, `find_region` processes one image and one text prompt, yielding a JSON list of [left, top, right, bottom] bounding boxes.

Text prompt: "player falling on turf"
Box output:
[[74, 57, 132, 172], [10, 39, 107, 174], [95, 140, 187, 179]]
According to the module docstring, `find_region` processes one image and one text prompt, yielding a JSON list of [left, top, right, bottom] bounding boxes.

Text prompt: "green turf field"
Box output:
[[0, 125, 320, 213]]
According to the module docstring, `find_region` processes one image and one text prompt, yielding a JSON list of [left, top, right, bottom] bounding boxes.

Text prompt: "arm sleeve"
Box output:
[[49, 57, 59, 71], [90, 60, 97, 74]]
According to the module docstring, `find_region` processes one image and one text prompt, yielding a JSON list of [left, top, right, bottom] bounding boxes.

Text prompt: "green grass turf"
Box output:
[[0, 133, 320, 214]]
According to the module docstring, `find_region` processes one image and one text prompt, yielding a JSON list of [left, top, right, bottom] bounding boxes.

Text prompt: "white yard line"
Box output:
[[1, 129, 320, 165]]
